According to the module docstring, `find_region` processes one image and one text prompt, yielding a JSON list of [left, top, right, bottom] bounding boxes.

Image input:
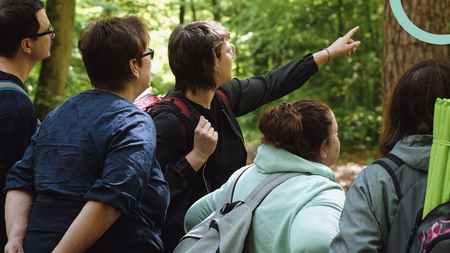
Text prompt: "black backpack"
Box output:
[[134, 89, 230, 145], [374, 154, 450, 253]]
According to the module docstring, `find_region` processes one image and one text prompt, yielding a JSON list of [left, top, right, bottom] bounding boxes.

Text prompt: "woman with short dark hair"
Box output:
[[330, 59, 450, 253], [184, 100, 344, 253], [4, 16, 169, 253], [154, 19, 360, 251]]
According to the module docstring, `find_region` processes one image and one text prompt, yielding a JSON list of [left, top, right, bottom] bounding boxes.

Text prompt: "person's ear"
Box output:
[[319, 139, 328, 159], [213, 49, 219, 60], [20, 38, 32, 55], [129, 59, 139, 79], [213, 57, 221, 82], [214, 52, 220, 68]]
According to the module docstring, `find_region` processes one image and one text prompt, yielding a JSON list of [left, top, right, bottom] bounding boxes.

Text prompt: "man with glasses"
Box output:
[[0, 0, 54, 248]]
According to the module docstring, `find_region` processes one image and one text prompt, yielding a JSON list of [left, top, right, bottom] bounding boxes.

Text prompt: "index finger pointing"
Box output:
[[344, 26, 360, 39]]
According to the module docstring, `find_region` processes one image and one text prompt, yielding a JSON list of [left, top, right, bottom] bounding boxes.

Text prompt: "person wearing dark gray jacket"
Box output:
[[154, 20, 361, 252], [330, 59, 450, 253]]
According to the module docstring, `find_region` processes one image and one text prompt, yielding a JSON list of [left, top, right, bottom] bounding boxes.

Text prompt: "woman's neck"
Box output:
[[185, 88, 215, 109]]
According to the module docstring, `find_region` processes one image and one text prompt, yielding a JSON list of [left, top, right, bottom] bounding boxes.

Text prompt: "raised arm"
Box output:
[[222, 27, 361, 118], [313, 26, 361, 69]]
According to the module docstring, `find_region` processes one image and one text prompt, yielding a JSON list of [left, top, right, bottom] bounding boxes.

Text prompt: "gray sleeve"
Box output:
[[329, 165, 397, 253]]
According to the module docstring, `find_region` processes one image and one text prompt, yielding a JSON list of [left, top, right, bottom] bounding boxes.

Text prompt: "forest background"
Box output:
[[25, 0, 450, 189]]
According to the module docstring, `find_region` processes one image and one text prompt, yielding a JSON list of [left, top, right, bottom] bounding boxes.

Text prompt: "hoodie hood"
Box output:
[[254, 144, 337, 182], [390, 134, 432, 172]]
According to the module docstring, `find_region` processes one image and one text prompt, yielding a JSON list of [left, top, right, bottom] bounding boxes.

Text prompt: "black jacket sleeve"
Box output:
[[221, 54, 318, 117], [153, 111, 197, 197]]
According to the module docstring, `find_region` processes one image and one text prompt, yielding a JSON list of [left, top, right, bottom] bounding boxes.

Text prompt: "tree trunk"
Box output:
[[34, 0, 75, 120], [180, 0, 185, 24], [382, 0, 450, 103], [211, 0, 221, 21], [190, 0, 196, 21]]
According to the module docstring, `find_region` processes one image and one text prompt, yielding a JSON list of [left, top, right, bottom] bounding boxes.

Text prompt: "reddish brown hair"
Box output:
[[259, 100, 333, 162], [168, 20, 230, 94], [78, 16, 149, 91], [380, 59, 450, 156]]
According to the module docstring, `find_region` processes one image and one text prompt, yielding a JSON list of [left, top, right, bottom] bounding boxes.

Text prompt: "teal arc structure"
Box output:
[[389, 0, 450, 45]]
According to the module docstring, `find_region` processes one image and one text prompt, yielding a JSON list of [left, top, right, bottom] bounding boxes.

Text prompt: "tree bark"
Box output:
[[180, 0, 185, 24], [190, 0, 196, 21], [382, 0, 450, 103], [35, 0, 75, 120], [211, 0, 221, 21]]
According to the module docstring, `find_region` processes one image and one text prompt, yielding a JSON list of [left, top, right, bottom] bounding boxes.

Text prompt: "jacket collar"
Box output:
[[254, 144, 337, 182], [390, 134, 432, 172]]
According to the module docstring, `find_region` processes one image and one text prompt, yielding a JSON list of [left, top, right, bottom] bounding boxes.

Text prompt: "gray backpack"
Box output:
[[375, 154, 450, 253], [173, 165, 301, 253]]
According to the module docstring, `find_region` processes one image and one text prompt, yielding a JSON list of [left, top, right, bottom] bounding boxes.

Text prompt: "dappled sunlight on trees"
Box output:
[[28, 0, 450, 169], [27, 0, 384, 158]]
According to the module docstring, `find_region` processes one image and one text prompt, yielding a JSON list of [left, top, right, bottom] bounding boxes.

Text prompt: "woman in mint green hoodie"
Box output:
[[184, 100, 344, 253]]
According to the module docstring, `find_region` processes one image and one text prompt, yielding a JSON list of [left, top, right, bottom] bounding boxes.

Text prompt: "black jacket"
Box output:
[[152, 54, 318, 252]]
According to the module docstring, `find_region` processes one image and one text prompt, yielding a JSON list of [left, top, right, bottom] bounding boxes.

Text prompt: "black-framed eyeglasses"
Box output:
[[141, 48, 154, 60], [30, 24, 55, 38]]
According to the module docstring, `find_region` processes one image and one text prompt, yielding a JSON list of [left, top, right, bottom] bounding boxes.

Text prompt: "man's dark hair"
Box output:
[[78, 16, 149, 91], [168, 20, 230, 94], [0, 0, 44, 59]]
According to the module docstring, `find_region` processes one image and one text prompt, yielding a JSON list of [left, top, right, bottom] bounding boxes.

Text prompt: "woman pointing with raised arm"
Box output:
[[152, 20, 360, 252]]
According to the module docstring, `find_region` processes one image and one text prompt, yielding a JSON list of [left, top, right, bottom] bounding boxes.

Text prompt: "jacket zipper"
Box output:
[[200, 108, 244, 194], [202, 161, 211, 193], [221, 109, 245, 145]]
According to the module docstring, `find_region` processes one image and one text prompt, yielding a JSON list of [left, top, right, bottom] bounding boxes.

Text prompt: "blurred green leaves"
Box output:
[[27, 0, 384, 152]]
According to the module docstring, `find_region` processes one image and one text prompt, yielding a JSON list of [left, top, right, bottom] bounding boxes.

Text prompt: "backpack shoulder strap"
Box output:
[[216, 88, 230, 107], [148, 97, 197, 128], [373, 154, 405, 201], [243, 172, 302, 211], [0, 80, 29, 98], [220, 165, 254, 209], [149, 97, 198, 149], [0, 80, 40, 129], [219, 165, 302, 214]]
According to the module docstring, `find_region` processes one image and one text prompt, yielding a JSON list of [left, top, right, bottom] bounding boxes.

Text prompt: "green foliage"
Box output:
[[29, 0, 384, 153], [224, 0, 384, 152], [335, 105, 383, 151]]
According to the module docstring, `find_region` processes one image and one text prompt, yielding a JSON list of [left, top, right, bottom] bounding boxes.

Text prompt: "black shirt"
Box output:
[[191, 99, 246, 191], [0, 70, 38, 246]]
